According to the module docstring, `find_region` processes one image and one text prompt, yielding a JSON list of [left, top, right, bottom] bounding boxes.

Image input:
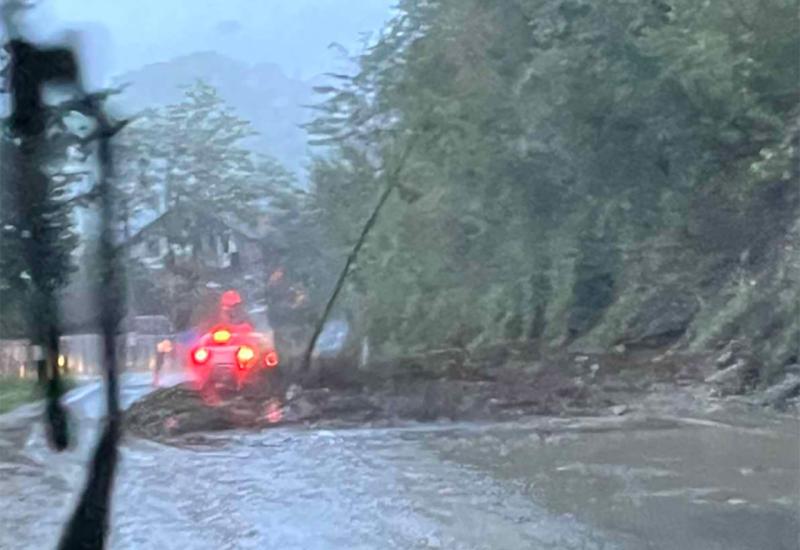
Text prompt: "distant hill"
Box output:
[[110, 51, 325, 176]]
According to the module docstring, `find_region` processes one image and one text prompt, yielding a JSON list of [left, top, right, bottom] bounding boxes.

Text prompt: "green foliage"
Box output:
[[307, 0, 799, 364], [115, 81, 288, 221], [0, 377, 38, 414], [112, 81, 299, 323], [0, 127, 80, 337], [0, 375, 78, 414]]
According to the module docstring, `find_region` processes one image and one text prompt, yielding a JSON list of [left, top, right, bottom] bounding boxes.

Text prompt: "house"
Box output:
[[120, 202, 286, 323], [122, 202, 288, 280], [123, 202, 271, 274], [52, 204, 288, 362]]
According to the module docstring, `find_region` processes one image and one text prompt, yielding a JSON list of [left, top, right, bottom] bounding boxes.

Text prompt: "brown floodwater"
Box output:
[[0, 374, 796, 549]]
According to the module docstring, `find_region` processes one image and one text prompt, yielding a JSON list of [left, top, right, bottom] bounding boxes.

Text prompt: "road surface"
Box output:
[[0, 373, 797, 549]]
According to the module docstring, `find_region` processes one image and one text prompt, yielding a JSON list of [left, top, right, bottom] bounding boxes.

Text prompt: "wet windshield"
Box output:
[[0, 1, 798, 549]]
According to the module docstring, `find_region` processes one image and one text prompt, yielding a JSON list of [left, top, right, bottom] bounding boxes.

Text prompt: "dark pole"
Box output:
[[57, 75, 128, 550], [5, 35, 79, 451]]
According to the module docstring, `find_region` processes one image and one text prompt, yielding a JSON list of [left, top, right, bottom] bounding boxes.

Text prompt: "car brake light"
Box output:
[[192, 347, 210, 364], [236, 345, 256, 368], [264, 350, 279, 368], [212, 329, 232, 344]]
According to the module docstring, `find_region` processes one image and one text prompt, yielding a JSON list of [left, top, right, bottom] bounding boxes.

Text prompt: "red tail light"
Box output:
[[192, 347, 210, 365], [264, 350, 279, 368], [212, 328, 232, 344], [236, 345, 256, 368]]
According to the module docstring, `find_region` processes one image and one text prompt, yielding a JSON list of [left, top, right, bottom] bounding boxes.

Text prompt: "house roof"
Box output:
[[121, 201, 276, 248]]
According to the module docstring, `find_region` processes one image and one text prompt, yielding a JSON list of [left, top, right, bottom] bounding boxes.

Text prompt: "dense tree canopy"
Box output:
[[305, 0, 799, 366], [115, 81, 295, 225], [0, 116, 82, 337]]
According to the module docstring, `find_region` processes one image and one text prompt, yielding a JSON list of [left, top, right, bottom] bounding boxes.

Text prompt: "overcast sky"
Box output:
[[12, 0, 395, 85]]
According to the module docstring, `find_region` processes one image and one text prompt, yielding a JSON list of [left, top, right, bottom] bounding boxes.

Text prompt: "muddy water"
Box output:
[[426, 416, 799, 550], [0, 377, 797, 550]]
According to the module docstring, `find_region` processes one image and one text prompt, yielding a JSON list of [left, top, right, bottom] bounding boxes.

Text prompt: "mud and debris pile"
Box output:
[[126, 340, 800, 443], [125, 349, 732, 441]]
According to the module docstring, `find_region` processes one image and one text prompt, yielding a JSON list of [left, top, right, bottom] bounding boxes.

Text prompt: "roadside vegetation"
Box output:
[[0, 376, 78, 415], [0, 377, 40, 414], [297, 0, 799, 386]]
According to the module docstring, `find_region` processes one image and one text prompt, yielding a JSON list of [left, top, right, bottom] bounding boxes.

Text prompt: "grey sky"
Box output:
[[17, 0, 395, 86]]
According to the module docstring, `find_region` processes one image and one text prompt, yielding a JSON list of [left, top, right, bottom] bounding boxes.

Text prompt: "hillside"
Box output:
[[110, 51, 320, 175], [299, 0, 799, 392]]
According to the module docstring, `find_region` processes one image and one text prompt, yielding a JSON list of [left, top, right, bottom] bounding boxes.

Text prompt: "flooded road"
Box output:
[[1, 375, 797, 550]]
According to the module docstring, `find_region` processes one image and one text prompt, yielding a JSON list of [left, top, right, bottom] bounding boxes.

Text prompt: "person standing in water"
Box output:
[[153, 338, 173, 387]]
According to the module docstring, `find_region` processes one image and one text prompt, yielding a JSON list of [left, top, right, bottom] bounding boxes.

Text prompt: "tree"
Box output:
[[113, 80, 302, 228], [113, 80, 294, 230], [306, 0, 799, 365], [153, 81, 260, 216], [111, 81, 299, 324], [0, 136, 79, 337]]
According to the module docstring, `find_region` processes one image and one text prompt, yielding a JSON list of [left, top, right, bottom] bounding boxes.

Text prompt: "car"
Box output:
[[187, 322, 280, 395]]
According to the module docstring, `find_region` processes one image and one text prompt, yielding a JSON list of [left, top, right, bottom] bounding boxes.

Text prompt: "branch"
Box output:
[[52, 87, 129, 116], [79, 117, 130, 145]]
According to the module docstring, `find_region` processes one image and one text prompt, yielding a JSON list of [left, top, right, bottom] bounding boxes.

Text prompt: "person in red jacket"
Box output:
[[218, 290, 253, 332]]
